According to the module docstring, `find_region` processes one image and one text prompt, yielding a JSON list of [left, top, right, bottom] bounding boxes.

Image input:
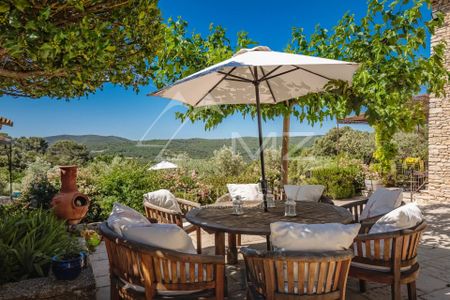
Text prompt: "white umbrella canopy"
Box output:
[[151, 46, 359, 211], [149, 161, 178, 171], [152, 46, 359, 107]]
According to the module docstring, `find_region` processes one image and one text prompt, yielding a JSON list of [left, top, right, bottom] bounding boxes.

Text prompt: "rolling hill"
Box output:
[[44, 134, 320, 160]]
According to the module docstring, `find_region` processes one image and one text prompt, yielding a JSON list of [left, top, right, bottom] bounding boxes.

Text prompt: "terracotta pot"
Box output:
[[51, 166, 90, 225]]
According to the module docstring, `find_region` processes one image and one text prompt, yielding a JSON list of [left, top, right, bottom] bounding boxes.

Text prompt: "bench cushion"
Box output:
[[360, 188, 403, 220], [284, 185, 325, 202], [351, 261, 412, 272], [270, 222, 360, 251], [123, 223, 196, 254], [369, 203, 423, 234], [107, 203, 151, 236], [143, 189, 181, 213], [227, 183, 262, 201]]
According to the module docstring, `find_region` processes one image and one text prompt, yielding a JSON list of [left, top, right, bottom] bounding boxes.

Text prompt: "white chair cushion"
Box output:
[[143, 189, 181, 213], [351, 261, 411, 272], [270, 222, 361, 251], [227, 183, 262, 201], [107, 203, 150, 236], [283, 185, 325, 202], [120, 280, 202, 296], [369, 203, 423, 234], [122, 223, 196, 254], [359, 188, 403, 220]]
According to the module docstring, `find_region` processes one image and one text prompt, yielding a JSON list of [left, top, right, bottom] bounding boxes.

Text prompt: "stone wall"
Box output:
[[423, 0, 450, 201], [0, 267, 96, 300]]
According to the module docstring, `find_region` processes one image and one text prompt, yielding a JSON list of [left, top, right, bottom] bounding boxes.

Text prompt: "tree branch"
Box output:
[[52, 1, 131, 26], [0, 68, 66, 80]]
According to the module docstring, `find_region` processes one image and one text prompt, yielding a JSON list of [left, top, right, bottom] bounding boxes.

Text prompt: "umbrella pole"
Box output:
[[254, 79, 268, 212], [9, 142, 12, 200]]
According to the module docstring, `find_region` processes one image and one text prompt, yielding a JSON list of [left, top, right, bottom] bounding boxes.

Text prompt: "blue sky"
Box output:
[[1, 0, 430, 140]]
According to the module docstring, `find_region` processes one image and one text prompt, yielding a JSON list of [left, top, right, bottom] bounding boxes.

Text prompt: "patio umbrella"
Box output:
[[151, 46, 359, 211], [149, 160, 178, 171]]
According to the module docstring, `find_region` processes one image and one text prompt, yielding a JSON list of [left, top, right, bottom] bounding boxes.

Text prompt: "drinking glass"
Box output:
[[284, 198, 297, 217], [232, 195, 244, 215], [266, 194, 276, 208]]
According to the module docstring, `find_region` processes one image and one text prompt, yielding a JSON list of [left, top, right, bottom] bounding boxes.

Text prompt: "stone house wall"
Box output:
[[424, 0, 450, 201]]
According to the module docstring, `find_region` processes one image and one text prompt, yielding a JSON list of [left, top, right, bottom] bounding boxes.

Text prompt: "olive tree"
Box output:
[[0, 0, 163, 98]]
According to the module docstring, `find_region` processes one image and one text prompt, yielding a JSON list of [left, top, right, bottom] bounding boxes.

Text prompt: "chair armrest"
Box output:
[[216, 193, 232, 203], [341, 198, 368, 209], [143, 201, 182, 215], [341, 198, 368, 222], [177, 198, 200, 215], [355, 230, 401, 242], [319, 195, 334, 205]]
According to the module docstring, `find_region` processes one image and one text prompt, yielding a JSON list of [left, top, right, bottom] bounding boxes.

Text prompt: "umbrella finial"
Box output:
[[233, 45, 272, 57]]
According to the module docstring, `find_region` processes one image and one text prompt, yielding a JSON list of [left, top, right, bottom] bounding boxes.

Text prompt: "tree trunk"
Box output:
[[281, 110, 290, 185]]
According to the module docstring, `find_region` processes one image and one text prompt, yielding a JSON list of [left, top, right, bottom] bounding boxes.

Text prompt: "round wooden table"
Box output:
[[186, 201, 353, 264]]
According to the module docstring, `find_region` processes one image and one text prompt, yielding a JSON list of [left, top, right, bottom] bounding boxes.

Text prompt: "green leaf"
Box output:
[[14, 0, 29, 12], [105, 45, 116, 52], [0, 2, 10, 12]]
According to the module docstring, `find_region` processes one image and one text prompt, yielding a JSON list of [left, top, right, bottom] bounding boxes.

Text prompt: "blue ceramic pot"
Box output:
[[51, 252, 85, 280]]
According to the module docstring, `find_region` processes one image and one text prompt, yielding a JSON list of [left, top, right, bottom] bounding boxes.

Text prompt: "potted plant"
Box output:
[[51, 249, 85, 281], [80, 228, 102, 252]]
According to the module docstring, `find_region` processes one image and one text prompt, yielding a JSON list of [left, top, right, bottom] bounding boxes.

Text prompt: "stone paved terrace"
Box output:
[[91, 196, 450, 299]]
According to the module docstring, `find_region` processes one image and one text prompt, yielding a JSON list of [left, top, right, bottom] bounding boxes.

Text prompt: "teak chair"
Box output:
[[144, 198, 202, 254], [341, 198, 369, 223], [241, 247, 354, 300], [342, 199, 405, 224], [350, 221, 427, 300], [99, 222, 225, 300]]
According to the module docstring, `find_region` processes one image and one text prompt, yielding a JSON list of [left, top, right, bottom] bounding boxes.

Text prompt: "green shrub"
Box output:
[[0, 169, 8, 195], [19, 158, 58, 209], [307, 165, 363, 199], [0, 208, 81, 284], [288, 156, 336, 184], [211, 146, 245, 177], [94, 157, 173, 218]]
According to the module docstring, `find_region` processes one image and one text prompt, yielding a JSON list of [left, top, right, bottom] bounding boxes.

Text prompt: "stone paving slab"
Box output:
[[92, 197, 450, 299]]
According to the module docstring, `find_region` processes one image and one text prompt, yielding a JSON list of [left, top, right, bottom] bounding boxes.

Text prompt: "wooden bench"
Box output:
[[99, 222, 225, 300]]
